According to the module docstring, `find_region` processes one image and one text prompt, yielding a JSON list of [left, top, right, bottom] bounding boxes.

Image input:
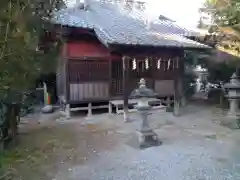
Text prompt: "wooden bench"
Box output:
[[110, 98, 165, 114], [61, 101, 110, 119]]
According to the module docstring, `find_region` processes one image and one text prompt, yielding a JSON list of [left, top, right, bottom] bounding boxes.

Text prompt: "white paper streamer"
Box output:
[[132, 58, 136, 70], [157, 59, 161, 69], [145, 58, 149, 69], [167, 59, 171, 70]]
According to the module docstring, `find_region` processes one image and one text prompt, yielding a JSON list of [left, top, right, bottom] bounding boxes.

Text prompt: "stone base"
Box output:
[[166, 106, 173, 112], [42, 105, 53, 113], [227, 111, 240, 118], [137, 130, 162, 149], [220, 116, 240, 129], [173, 101, 180, 117]]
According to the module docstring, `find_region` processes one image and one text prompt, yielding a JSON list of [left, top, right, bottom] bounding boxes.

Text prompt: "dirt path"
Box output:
[[0, 117, 122, 180]]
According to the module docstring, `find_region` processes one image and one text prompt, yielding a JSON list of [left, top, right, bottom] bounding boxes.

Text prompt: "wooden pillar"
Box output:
[[61, 38, 69, 101], [108, 57, 113, 114], [179, 58, 186, 107], [108, 57, 112, 98], [123, 56, 129, 122], [61, 38, 71, 119], [151, 57, 156, 90], [65, 56, 70, 104], [174, 57, 181, 116]]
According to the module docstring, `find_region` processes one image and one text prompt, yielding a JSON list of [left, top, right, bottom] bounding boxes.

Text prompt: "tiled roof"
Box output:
[[53, 0, 210, 49], [149, 20, 202, 37]]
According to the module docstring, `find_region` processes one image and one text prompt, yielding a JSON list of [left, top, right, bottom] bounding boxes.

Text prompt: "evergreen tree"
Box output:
[[0, 0, 65, 96]]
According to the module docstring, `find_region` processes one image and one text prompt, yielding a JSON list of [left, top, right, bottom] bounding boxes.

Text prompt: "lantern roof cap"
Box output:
[[224, 73, 240, 89]]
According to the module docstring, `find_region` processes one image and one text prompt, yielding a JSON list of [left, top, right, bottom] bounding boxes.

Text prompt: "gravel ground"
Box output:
[[3, 104, 240, 180], [53, 104, 240, 180]]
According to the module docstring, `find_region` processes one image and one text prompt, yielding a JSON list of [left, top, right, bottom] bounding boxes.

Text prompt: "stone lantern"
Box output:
[[129, 78, 162, 148], [224, 73, 240, 118]]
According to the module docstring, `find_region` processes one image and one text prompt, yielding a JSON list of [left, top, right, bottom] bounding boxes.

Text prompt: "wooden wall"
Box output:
[[155, 80, 174, 96], [60, 39, 120, 102], [110, 57, 179, 98], [69, 82, 109, 101], [65, 56, 180, 102], [68, 59, 110, 101], [59, 39, 183, 103], [57, 44, 68, 103]]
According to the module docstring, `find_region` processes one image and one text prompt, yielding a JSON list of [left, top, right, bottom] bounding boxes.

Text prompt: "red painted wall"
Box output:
[[64, 41, 120, 60]]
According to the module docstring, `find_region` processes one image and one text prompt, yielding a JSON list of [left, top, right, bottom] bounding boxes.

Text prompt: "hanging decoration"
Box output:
[[132, 58, 137, 70], [157, 58, 161, 69], [145, 58, 149, 69], [167, 58, 171, 70]]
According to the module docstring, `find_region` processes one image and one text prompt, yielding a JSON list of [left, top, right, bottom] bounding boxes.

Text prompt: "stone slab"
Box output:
[[110, 98, 161, 106]]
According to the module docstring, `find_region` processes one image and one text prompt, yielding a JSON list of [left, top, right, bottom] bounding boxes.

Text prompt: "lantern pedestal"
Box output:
[[223, 73, 240, 128], [228, 99, 239, 118], [42, 105, 53, 113], [129, 79, 162, 149], [135, 101, 161, 148]]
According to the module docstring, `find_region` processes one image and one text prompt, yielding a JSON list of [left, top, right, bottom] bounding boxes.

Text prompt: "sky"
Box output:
[[146, 0, 205, 28], [65, 0, 205, 28]]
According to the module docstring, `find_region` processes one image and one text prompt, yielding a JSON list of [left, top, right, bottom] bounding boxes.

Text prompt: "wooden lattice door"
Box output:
[[111, 60, 123, 96], [110, 58, 155, 97]]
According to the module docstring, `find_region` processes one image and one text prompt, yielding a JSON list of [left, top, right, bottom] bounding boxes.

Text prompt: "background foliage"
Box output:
[[0, 0, 65, 96], [204, 0, 240, 57], [192, 0, 240, 83], [206, 0, 240, 31]]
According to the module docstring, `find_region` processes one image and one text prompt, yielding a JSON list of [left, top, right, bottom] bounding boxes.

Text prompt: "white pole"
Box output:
[[43, 82, 48, 106], [42, 82, 53, 113]]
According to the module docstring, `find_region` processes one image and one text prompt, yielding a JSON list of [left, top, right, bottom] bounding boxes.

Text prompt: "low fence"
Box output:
[[0, 89, 44, 151], [0, 100, 20, 151]]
